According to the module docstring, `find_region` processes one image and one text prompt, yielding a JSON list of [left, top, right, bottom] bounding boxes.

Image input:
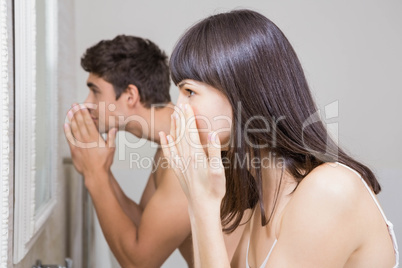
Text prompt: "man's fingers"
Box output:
[[64, 123, 76, 148], [75, 105, 91, 138], [69, 110, 83, 142], [67, 104, 99, 149], [80, 104, 98, 135], [107, 128, 117, 148], [65, 122, 98, 149]]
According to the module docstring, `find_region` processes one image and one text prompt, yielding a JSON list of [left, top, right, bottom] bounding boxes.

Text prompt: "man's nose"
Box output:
[[82, 95, 98, 111], [83, 94, 91, 104]]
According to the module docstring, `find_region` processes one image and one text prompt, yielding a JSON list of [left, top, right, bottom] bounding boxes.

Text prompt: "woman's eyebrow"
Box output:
[[177, 82, 188, 88], [178, 81, 197, 88]]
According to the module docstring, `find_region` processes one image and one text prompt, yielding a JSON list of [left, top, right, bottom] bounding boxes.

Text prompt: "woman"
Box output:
[[159, 9, 399, 267]]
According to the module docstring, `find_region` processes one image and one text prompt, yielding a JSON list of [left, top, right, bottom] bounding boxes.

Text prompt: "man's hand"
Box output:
[[64, 103, 117, 178]]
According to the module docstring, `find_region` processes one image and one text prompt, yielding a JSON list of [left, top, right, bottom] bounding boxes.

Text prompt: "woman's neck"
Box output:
[[259, 150, 297, 219]]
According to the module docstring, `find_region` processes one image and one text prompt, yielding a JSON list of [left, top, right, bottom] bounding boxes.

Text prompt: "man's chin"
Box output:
[[98, 127, 111, 135], [95, 122, 117, 134], [98, 128, 107, 134]]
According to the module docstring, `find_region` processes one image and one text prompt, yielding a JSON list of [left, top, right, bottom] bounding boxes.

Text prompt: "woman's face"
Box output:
[[176, 79, 233, 151]]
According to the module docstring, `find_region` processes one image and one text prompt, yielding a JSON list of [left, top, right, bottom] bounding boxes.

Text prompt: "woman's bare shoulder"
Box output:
[[281, 162, 368, 227], [271, 163, 368, 265], [295, 162, 366, 202]]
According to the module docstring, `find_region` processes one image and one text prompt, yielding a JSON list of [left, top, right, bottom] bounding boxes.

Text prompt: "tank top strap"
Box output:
[[335, 162, 399, 268], [246, 239, 251, 268], [335, 162, 389, 222], [246, 238, 278, 268]]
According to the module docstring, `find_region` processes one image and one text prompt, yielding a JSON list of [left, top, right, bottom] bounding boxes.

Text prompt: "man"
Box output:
[[64, 35, 244, 267]]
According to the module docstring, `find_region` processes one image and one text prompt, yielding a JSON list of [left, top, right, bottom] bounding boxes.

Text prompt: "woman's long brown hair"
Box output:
[[170, 9, 381, 233]]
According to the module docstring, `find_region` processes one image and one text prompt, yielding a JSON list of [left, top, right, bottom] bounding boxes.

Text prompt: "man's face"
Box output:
[[83, 73, 124, 133]]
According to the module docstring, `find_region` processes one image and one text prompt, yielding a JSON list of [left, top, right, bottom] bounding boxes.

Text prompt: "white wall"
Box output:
[[74, 1, 402, 267]]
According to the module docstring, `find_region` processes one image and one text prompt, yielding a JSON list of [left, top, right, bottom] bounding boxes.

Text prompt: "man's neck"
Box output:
[[124, 102, 174, 145]]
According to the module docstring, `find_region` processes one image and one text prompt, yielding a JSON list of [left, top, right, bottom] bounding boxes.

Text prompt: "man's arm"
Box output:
[[65, 106, 191, 268], [86, 164, 191, 268], [108, 170, 144, 226]]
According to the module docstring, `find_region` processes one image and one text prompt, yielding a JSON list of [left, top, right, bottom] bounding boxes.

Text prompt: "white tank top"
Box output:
[[246, 162, 399, 268]]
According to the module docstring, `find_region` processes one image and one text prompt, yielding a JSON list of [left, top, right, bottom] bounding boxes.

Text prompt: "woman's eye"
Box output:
[[185, 89, 195, 97]]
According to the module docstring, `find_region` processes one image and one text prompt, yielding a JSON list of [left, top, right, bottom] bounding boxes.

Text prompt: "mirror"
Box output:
[[35, 0, 52, 215], [13, 0, 58, 263]]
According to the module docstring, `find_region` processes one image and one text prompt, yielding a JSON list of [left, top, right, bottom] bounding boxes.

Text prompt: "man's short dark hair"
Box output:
[[81, 35, 171, 108]]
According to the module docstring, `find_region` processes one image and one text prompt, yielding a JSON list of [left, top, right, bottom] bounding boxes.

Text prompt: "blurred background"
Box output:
[[71, 1, 401, 267]]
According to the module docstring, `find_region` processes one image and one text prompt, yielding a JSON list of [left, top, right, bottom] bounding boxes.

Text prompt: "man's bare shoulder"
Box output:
[[139, 148, 181, 206], [152, 147, 183, 192]]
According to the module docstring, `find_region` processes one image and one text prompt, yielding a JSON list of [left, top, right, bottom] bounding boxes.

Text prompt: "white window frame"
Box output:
[[0, 0, 11, 266]]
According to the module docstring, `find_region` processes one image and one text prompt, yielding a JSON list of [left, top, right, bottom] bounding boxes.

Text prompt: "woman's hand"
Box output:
[[159, 103, 226, 211], [159, 104, 231, 268]]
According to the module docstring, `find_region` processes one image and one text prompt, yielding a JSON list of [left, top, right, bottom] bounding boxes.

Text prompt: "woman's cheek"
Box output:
[[194, 118, 231, 149]]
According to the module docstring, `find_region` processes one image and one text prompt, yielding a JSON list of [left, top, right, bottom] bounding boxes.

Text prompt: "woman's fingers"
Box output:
[[207, 132, 224, 173], [159, 131, 171, 161], [159, 131, 184, 173], [183, 104, 203, 154], [174, 106, 185, 156], [207, 132, 226, 199], [170, 113, 176, 141], [166, 134, 185, 172], [163, 104, 226, 202]]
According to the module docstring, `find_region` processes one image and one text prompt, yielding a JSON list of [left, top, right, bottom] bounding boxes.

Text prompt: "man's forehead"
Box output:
[[86, 73, 107, 89]]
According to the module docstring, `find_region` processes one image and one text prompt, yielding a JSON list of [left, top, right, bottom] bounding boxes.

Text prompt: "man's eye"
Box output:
[[185, 89, 195, 97]]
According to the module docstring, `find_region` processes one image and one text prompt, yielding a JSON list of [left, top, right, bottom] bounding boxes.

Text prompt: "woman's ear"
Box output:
[[125, 84, 139, 108]]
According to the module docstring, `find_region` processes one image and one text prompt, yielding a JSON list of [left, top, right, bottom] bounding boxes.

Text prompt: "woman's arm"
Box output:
[[189, 205, 230, 268], [159, 103, 230, 268]]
